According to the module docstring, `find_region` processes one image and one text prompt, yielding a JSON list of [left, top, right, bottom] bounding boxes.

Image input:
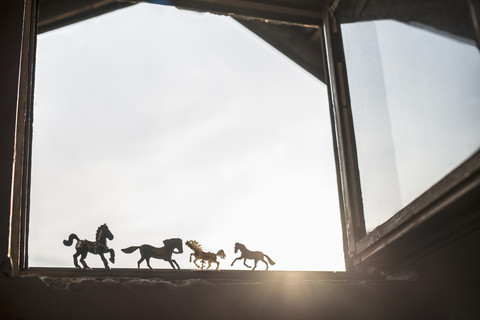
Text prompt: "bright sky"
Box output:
[[29, 3, 345, 271]]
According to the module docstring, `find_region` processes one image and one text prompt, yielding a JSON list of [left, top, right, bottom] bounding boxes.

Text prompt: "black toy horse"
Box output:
[[121, 238, 183, 270], [63, 223, 115, 270]]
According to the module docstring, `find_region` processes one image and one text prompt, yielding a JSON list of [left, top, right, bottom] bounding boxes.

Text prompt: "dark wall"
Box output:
[[411, 229, 480, 319]]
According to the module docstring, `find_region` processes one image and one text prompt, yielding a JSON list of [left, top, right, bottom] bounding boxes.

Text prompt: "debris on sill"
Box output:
[[35, 276, 218, 290]]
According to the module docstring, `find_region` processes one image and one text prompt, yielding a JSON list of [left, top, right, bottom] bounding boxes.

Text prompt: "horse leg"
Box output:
[[146, 257, 154, 270], [171, 259, 180, 270], [99, 253, 110, 270], [137, 257, 145, 269], [79, 252, 90, 270], [189, 253, 194, 263], [108, 248, 115, 263], [194, 258, 202, 269], [215, 261, 220, 271], [261, 258, 269, 270], [207, 261, 212, 270], [243, 258, 251, 268], [231, 257, 242, 267], [73, 251, 81, 269], [252, 259, 258, 271]]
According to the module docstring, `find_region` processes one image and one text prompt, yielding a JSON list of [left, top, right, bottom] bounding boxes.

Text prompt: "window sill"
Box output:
[[353, 150, 480, 275], [20, 268, 371, 282]]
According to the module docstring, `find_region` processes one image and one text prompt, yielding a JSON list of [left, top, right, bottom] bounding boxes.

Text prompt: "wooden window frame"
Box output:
[[9, 0, 350, 279], [8, 0, 37, 275], [324, 0, 480, 276], [9, 0, 479, 279]]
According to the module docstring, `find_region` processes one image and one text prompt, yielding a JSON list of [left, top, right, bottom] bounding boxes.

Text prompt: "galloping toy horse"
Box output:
[[63, 223, 115, 270], [121, 238, 183, 270], [185, 240, 226, 270], [231, 242, 275, 270]]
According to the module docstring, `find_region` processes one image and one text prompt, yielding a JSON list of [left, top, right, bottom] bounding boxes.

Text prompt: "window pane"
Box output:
[[342, 20, 480, 231], [30, 4, 344, 271]]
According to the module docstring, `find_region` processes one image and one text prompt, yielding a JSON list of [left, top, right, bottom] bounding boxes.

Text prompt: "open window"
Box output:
[[324, 0, 480, 275], [29, 2, 345, 272], [8, 0, 480, 279]]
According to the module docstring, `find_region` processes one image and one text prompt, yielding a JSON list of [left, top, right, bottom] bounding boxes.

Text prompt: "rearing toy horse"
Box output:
[[63, 223, 115, 270]]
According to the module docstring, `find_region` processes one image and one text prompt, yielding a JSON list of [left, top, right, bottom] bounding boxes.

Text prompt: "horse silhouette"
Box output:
[[122, 238, 183, 270], [63, 223, 115, 270], [231, 242, 275, 270], [185, 240, 226, 270]]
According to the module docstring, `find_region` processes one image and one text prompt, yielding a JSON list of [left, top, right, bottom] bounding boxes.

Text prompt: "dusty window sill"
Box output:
[[20, 268, 367, 282]]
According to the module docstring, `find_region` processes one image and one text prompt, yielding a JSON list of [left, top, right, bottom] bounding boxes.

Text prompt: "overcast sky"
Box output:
[[29, 3, 345, 271]]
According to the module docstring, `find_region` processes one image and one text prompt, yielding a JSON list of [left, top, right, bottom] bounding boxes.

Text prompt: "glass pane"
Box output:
[[342, 19, 480, 231], [30, 4, 344, 271]]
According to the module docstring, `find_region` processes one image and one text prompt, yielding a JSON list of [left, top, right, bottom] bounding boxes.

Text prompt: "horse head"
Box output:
[[97, 223, 114, 242], [165, 238, 183, 254], [234, 242, 240, 253], [185, 240, 200, 252]]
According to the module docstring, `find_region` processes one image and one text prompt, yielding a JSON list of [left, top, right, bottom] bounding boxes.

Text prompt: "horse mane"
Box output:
[[217, 249, 226, 259], [187, 240, 203, 252], [96, 224, 107, 244], [235, 242, 246, 249]]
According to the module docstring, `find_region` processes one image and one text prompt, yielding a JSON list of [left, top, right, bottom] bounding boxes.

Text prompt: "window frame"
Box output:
[[10, 0, 346, 277], [325, 0, 480, 276], [8, 0, 480, 278], [8, 0, 37, 275]]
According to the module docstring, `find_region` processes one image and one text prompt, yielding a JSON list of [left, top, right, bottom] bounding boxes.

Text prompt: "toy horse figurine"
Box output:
[[185, 240, 226, 270], [121, 238, 183, 270], [231, 242, 275, 270], [63, 223, 115, 270]]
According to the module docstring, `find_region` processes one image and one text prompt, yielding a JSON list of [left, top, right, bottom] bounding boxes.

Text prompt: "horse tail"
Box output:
[[63, 234, 79, 246], [121, 246, 140, 254], [264, 254, 275, 266], [216, 249, 226, 259]]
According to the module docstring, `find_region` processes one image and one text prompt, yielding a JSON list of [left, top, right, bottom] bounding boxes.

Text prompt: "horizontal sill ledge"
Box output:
[[21, 268, 375, 282]]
